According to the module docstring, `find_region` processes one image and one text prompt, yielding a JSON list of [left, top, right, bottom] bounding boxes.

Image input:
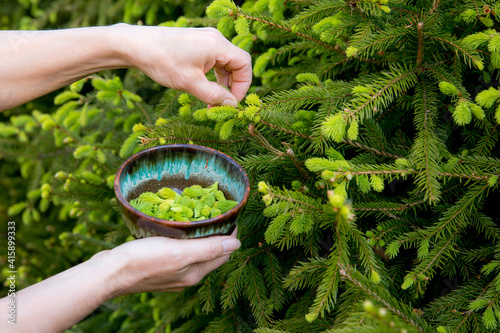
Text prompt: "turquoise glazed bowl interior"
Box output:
[[114, 144, 250, 239]]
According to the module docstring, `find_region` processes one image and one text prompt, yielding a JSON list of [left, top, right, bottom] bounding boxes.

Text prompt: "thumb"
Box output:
[[188, 75, 238, 107], [181, 236, 241, 264]]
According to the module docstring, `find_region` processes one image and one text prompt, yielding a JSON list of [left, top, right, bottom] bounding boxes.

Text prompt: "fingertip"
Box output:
[[222, 98, 238, 107], [222, 237, 241, 255], [230, 226, 238, 238], [190, 77, 238, 107]]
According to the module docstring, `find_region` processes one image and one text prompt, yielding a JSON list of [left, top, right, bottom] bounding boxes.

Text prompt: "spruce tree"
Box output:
[[2, 0, 500, 332], [137, 0, 500, 331]]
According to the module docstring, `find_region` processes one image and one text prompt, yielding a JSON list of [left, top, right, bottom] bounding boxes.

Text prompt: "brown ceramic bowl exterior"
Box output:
[[114, 144, 250, 239]]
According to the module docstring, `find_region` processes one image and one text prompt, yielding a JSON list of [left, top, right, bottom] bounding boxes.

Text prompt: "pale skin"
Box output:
[[0, 231, 240, 332], [0, 24, 252, 111], [0, 23, 251, 332]]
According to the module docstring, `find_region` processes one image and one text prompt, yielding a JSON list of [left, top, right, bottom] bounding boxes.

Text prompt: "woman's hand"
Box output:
[[113, 24, 252, 107], [1, 230, 240, 332], [0, 24, 252, 111], [107, 229, 241, 295]]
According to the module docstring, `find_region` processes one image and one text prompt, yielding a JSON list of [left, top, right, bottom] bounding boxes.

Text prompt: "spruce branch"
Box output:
[[154, 89, 183, 117], [333, 168, 494, 183], [472, 213, 500, 241], [282, 142, 311, 179], [245, 261, 273, 326], [221, 256, 249, 310], [284, 257, 328, 290], [378, 220, 416, 239], [259, 89, 333, 117], [348, 29, 409, 59], [259, 119, 312, 139], [139, 136, 247, 144], [343, 138, 404, 159], [423, 63, 471, 99], [423, 183, 489, 242], [247, 123, 285, 156], [338, 265, 430, 333], [353, 199, 426, 213], [337, 168, 416, 177], [306, 226, 347, 322], [347, 222, 382, 276], [437, 171, 490, 182], [263, 250, 286, 311], [417, 22, 424, 67], [259, 106, 405, 160], [473, 123, 498, 155], [232, 11, 341, 54], [429, 36, 484, 70], [135, 101, 151, 124], [267, 192, 323, 213], [412, 230, 459, 287], [411, 80, 442, 203], [288, 0, 344, 28], [343, 66, 419, 122], [455, 155, 500, 171], [319, 58, 350, 77]]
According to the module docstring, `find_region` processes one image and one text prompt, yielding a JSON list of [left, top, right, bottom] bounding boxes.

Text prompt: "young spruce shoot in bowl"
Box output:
[[114, 144, 250, 239]]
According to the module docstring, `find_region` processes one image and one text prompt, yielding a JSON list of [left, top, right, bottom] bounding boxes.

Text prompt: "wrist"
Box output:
[[106, 23, 137, 69], [89, 249, 130, 301]]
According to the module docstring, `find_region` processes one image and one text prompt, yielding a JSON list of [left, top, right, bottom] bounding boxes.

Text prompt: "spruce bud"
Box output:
[[42, 119, 57, 131], [54, 171, 68, 180], [262, 194, 272, 206], [62, 137, 74, 144], [327, 190, 344, 208], [321, 170, 335, 180], [305, 312, 318, 323], [258, 181, 269, 193], [41, 183, 52, 192], [132, 123, 147, 133], [339, 206, 351, 219], [155, 118, 169, 126], [378, 308, 388, 317], [70, 208, 79, 217], [64, 179, 71, 192], [363, 300, 375, 313]]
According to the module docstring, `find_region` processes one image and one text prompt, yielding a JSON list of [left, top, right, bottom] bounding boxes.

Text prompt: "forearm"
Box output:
[[0, 233, 240, 332], [0, 25, 129, 111], [0, 251, 122, 332]]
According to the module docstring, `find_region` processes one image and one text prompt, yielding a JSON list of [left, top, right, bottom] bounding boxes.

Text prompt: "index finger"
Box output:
[[216, 47, 252, 102]]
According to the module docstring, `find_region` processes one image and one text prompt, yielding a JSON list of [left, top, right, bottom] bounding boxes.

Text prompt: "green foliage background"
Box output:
[[2, 0, 500, 332]]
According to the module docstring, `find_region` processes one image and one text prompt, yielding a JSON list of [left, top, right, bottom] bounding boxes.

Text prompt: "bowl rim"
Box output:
[[114, 143, 251, 228]]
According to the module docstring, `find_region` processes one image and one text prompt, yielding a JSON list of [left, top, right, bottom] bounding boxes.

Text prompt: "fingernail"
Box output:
[[222, 99, 238, 107], [222, 238, 241, 255]]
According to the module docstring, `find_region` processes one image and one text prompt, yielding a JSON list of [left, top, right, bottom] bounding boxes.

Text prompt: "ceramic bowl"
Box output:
[[114, 144, 250, 239]]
